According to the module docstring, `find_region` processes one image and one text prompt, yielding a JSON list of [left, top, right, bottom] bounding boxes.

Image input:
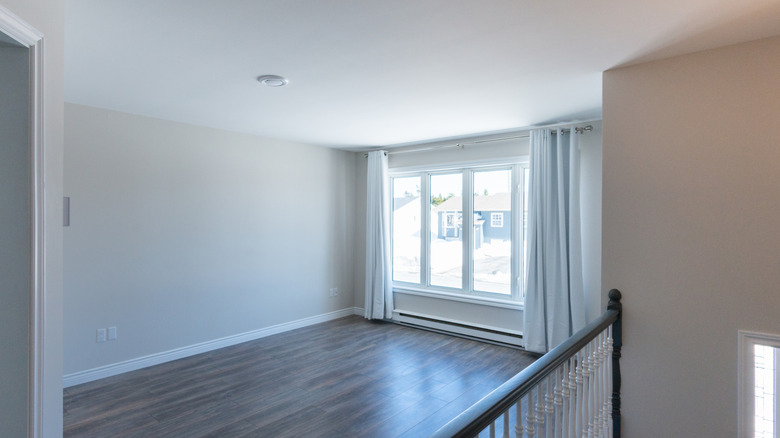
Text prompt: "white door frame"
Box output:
[[0, 6, 45, 438]]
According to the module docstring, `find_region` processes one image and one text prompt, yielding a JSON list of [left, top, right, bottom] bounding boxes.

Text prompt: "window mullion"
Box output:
[[462, 169, 473, 293], [421, 173, 430, 286], [511, 165, 522, 301]]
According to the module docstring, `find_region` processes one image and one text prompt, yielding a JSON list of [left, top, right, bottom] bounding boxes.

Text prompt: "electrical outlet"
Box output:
[[108, 326, 117, 341], [96, 328, 107, 343], [333, 288, 339, 296], [328, 288, 334, 297]]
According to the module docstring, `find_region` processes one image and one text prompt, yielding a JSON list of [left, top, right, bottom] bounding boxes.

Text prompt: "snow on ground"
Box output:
[[393, 234, 510, 295]]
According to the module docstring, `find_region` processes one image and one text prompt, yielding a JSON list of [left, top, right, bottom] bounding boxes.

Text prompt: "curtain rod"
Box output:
[[363, 124, 593, 158]]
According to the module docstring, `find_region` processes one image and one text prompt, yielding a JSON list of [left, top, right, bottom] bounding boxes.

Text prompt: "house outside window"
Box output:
[[390, 162, 528, 301]]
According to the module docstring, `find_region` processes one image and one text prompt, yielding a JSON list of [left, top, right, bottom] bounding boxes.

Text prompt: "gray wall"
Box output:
[[603, 35, 780, 436], [0, 43, 30, 438], [64, 104, 357, 375], [0, 0, 65, 435]]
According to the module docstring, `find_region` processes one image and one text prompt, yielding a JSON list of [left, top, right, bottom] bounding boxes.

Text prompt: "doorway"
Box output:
[[0, 8, 45, 435], [0, 29, 31, 438]]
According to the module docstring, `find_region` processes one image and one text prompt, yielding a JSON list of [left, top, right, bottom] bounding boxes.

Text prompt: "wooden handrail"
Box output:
[[431, 289, 623, 438]]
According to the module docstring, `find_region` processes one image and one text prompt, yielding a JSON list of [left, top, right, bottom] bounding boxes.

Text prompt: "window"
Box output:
[[391, 176, 421, 283], [490, 212, 503, 227], [430, 173, 462, 289], [474, 169, 512, 295], [739, 331, 780, 438], [756, 344, 778, 438], [390, 162, 528, 301], [445, 213, 457, 227]]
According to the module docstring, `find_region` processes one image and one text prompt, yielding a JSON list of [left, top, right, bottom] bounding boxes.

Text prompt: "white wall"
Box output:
[[603, 35, 780, 437], [353, 125, 603, 333], [353, 154, 368, 310], [580, 122, 603, 322], [0, 1, 65, 436], [0, 43, 30, 438], [64, 104, 357, 376]]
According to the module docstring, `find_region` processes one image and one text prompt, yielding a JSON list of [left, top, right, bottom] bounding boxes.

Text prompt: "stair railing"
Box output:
[[431, 289, 623, 438]]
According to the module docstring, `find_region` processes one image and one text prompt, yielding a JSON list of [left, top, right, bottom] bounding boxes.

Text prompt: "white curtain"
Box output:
[[523, 128, 586, 353], [364, 151, 393, 320]]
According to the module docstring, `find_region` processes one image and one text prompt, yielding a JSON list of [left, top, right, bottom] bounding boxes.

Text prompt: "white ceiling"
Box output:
[[65, 0, 780, 149]]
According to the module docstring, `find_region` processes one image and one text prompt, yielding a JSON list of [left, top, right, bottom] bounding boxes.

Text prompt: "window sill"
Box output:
[[392, 285, 524, 311]]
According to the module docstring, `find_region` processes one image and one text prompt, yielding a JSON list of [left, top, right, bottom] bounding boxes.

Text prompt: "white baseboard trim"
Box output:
[[63, 307, 360, 388], [352, 307, 364, 316]]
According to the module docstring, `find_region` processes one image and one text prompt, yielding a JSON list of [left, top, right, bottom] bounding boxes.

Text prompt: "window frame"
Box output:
[[390, 158, 529, 303], [738, 330, 780, 438]]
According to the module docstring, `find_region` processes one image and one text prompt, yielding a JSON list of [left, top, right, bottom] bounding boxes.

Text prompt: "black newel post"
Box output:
[[608, 289, 622, 438]]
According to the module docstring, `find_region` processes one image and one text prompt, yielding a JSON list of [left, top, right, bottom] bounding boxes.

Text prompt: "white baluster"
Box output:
[[591, 336, 598, 437], [582, 344, 590, 438], [601, 331, 610, 436], [554, 367, 564, 438], [587, 339, 596, 438], [516, 398, 524, 437], [561, 361, 570, 438], [568, 356, 578, 438], [596, 332, 605, 437], [595, 336, 603, 437], [589, 343, 595, 438], [576, 348, 586, 438], [545, 376, 554, 438], [503, 411, 510, 438], [595, 338, 602, 438], [527, 391, 536, 437], [606, 327, 614, 438], [536, 385, 546, 436], [600, 332, 608, 437], [490, 421, 496, 438]]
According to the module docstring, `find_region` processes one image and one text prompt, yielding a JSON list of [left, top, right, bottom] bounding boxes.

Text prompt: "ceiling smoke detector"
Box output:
[[257, 75, 288, 87]]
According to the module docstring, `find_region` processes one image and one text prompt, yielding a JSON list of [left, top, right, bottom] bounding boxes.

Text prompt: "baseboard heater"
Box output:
[[393, 312, 524, 348]]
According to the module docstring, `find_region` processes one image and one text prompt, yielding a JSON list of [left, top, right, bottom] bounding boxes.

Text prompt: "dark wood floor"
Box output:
[[64, 315, 538, 438]]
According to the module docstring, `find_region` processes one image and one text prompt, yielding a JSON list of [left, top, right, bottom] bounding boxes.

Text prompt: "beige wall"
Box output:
[[603, 36, 780, 436]]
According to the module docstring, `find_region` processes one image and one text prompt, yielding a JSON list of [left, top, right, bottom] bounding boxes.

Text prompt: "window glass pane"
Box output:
[[392, 176, 421, 283], [430, 173, 462, 288], [473, 169, 512, 295], [755, 344, 778, 438]]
